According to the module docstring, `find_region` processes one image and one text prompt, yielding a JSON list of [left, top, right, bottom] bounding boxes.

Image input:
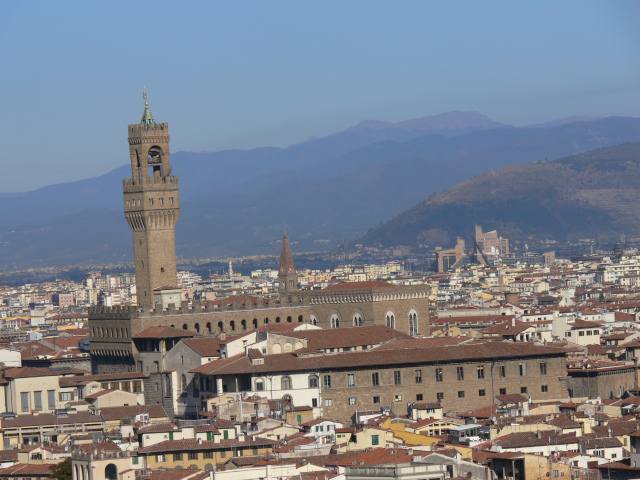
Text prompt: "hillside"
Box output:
[[356, 142, 640, 248], [2, 115, 640, 267]]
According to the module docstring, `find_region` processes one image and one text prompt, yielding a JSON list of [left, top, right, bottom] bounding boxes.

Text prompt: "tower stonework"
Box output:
[[278, 231, 297, 294], [123, 104, 180, 308]]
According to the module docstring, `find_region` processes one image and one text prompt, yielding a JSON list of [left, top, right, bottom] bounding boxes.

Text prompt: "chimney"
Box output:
[[219, 332, 226, 341], [512, 318, 516, 327]]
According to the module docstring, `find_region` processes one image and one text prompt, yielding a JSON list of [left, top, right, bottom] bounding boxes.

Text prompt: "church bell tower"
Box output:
[[123, 91, 180, 308], [278, 231, 297, 294]]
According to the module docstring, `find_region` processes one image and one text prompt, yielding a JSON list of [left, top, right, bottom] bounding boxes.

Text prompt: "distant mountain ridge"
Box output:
[[345, 111, 505, 133], [0, 113, 639, 268], [356, 141, 640, 248]]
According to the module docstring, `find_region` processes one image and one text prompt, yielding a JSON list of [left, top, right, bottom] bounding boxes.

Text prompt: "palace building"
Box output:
[[89, 101, 430, 375]]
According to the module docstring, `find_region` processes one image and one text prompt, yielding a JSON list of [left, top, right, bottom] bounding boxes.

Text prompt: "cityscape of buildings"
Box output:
[[3, 106, 640, 480]]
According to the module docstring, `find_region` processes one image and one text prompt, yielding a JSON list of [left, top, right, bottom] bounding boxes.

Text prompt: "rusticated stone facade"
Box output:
[[319, 351, 568, 422], [124, 105, 180, 308], [89, 106, 431, 375], [308, 283, 430, 336]]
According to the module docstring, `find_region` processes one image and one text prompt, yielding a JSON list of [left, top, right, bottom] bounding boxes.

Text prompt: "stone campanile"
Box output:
[[278, 231, 297, 294], [123, 95, 180, 308]]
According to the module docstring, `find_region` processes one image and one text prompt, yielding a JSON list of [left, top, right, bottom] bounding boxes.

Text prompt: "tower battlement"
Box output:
[[123, 175, 179, 190], [128, 122, 169, 136]]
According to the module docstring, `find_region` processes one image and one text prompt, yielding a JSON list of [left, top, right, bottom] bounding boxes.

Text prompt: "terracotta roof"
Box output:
[[1, 411, 103, 428], [334, 447, 415, 466], [579, 436, 623, 449], [133, 326, 201, 339], [495, 431, 578, 448], [0, 463, 58, 476], [182, 337, 223, 357], [496, 393, 529, 405], [480, 320, 534, 336], [192, 341, 570, 376], [0, 366, 86, 379], [100, 405, 168, 421], [374, 337, 472, 351]]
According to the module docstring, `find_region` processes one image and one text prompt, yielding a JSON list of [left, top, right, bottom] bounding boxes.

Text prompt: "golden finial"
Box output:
[[143, 85, 148, 106]]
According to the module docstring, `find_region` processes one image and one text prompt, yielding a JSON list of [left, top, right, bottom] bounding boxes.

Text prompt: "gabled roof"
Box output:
[[496, 393, 529, 405], [285, 325, 411, 351], [192, 341, 570, 376], [100, 405, 168, 421], [182, 337, 223, 357]]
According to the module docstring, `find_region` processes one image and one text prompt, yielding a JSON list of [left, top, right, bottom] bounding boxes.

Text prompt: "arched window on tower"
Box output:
[[310, 315, 318, 326], [353, 314, 363, 326], [330, 314, 340, 329], [408, 310, 418, 336]]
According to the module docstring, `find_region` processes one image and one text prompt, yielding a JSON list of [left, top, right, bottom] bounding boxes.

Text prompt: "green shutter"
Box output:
[[132, 457, 139, 465], [207, 431, 212, 441], [223, 430, 228, 440], [169, 432, 174, 441]]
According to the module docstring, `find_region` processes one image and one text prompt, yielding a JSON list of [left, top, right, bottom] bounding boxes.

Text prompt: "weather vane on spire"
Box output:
[[143, 85, 148, 106]]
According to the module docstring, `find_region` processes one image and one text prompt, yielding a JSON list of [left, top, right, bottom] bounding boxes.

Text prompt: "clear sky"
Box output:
[[1, 1, 639, 192]]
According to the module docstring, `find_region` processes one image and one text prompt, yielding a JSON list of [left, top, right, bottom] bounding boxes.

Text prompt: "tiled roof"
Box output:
[[183, 337, 223, 357], [192, 341, 569, 376], [1, 366, 85, 379], [0, 463, 58, 476], [593, 420, 640, 437], [1, 411, 103, 428], [580, 436, 623, 449], [496, 393, 529, 405], [495, 431, 578, 449], [100, 405, 168, 421], [334, 447, 415, 466]]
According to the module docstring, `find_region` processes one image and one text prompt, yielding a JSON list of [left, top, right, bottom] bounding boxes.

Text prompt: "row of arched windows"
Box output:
[[322, 309, 419, 336], [254, 374, 319, 392], [167, 315, 305, 335], [91, 327, 128, 338]]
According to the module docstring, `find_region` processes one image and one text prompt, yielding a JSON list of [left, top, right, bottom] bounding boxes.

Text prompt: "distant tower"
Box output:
[[228, 260, 233, 278], [278, 231, 297, 293], [123, 93, 180, 308]]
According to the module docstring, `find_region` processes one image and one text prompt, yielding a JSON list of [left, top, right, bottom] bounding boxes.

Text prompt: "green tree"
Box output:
[[50, 458, 72, 480]]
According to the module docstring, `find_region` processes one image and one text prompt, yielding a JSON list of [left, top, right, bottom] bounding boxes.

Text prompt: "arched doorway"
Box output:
[[105, 464, 118, 480]]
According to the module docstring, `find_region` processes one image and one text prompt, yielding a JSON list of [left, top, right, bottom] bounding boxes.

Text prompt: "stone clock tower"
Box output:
[[123, 96, 180, 308]]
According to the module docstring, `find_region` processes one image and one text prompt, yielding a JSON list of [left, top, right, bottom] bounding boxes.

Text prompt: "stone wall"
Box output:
[[320, 354, 568, 423]]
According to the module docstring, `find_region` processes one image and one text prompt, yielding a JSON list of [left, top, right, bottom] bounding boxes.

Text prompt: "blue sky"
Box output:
[[1, 1, 639, 192]]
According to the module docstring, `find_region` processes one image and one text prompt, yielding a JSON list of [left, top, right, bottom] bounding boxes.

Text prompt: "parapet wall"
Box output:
[[89, 296, 308, 320], [123, 175, 179, 190]]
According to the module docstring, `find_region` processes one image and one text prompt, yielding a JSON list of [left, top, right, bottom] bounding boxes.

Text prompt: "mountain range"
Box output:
[[2, 112, 640, 268], [357, 141, 640, 248]]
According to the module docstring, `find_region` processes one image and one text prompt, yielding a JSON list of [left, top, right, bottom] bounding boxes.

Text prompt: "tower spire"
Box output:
[[140, 85, 155, 126], [278, 231, 297, 294]]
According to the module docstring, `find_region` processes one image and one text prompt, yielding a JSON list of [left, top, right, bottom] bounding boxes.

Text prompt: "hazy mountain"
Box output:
[[356, 142, 640, 249], [2, 115, 640, 267]]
